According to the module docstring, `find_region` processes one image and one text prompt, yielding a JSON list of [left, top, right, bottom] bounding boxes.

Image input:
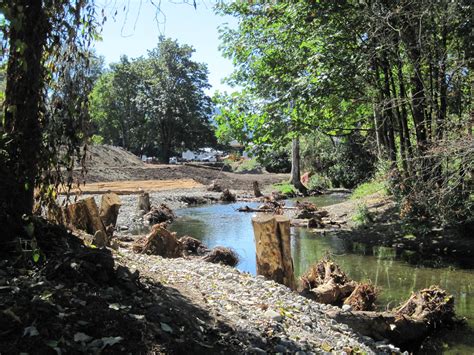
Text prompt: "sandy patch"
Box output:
[[64, 178, 203, 195]]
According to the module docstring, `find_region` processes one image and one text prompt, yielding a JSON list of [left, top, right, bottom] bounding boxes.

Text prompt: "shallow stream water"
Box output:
[[169, 194, 474, 353]]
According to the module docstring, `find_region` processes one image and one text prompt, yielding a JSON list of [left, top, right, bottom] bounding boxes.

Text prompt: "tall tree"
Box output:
[[0, 1, 99, 241], [91, 38, 215, 161]]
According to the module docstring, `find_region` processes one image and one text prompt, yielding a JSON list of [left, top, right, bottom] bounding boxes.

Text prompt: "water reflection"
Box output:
[[169, 197, 474, 353]]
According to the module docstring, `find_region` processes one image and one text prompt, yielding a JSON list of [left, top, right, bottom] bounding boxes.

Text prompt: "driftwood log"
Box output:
[[252, 215, 296, 289], [99, 192, 121, 227]]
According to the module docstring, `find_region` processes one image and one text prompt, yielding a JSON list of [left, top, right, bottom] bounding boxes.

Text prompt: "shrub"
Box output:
[[352, 203, 373, 226], [307, 174, 332, 191]]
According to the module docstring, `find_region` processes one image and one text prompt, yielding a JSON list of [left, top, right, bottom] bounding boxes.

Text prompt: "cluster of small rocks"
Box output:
[[90, 189, 223, 233], [123, 250, 403, 354]]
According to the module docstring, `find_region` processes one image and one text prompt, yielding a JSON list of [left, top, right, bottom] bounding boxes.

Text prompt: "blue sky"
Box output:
[[94, 0, 238, 94]]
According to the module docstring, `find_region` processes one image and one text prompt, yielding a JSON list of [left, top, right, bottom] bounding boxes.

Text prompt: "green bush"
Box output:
[[307, 174, 332, 190], [352, 203, 373, 226]]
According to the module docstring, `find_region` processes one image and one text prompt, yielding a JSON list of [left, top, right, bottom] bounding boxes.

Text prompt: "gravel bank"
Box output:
[[120, 250, 401, 354]]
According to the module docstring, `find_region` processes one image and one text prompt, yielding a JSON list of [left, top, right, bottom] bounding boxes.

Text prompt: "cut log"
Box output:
[[237, 206, 273, 213], [252, 215, 296, 290], [253, 181, 263, 198], [137, 192, 151, 213], [99, 192, 121, 227], [62, 197, 106, 235]]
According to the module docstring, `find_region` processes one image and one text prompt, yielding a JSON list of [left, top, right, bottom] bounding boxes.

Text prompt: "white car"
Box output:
[[169, 157, 178, 164]]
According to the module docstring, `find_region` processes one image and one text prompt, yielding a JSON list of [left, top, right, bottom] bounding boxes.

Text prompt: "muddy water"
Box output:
[[170, 195, 474, 353]]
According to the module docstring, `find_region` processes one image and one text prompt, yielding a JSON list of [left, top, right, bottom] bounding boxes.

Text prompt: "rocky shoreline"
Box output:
[[119, 249, 401, 354]]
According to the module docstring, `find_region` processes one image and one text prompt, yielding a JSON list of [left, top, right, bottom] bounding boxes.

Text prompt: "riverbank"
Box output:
[[321, 192, 474, 268], [0, 222, 396, 354]]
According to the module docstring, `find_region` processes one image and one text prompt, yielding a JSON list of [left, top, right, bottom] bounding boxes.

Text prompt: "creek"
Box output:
[[169, 194, 474, 353]]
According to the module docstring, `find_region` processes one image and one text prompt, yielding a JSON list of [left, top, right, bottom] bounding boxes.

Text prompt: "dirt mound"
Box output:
[[85, 145, 144, 169]]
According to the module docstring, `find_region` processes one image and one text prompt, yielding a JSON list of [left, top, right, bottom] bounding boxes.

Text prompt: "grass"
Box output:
[[272, 181, 296, 195], [350, 180, 387, 200]]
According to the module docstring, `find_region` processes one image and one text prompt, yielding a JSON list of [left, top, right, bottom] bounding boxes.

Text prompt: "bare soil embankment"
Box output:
[[73, 145, 288, 194]]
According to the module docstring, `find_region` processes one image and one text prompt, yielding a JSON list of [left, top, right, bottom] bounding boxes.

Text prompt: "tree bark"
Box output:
[[290, 137, 307, 193], [252, 215, 296, 290], [1, 0, 48, 240]]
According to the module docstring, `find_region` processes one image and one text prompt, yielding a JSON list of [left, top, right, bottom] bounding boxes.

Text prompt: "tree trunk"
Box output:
[[252, 215, 296, 290], [290, 137, 307, 193], [1, 0, 47, 241]]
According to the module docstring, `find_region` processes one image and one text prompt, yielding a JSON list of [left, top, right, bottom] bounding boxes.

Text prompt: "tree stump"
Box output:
[[99, 192, 122, 227], [137, 192, 151, 213], [62, 197, 106, 235], [252, 215, 296, 289], [253, 181, 263, 198]]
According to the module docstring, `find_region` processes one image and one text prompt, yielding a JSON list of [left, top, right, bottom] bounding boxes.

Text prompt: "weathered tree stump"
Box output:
[[253, 181, 263, 198], [132, 224, 180, 257], [252, 215, 296, 289], [137, 192, 151, 213], [220, 189, 236, 202], [62, 197, 106, 235], [99, 192, 121, 227]]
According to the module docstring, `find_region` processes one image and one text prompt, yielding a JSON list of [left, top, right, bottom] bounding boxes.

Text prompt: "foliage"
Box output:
[[1, 0, 103, 239], [351, 181, 387, 200], [90, 38, 215, 162], [90, 134, 104, 145], [390, 136, 474, 226], [307, 174, 332, 191], [215, 1, 472, 224], [256, 148, 291, 174], [352, 203, 374, 227], [301, 132, 377, 189]]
